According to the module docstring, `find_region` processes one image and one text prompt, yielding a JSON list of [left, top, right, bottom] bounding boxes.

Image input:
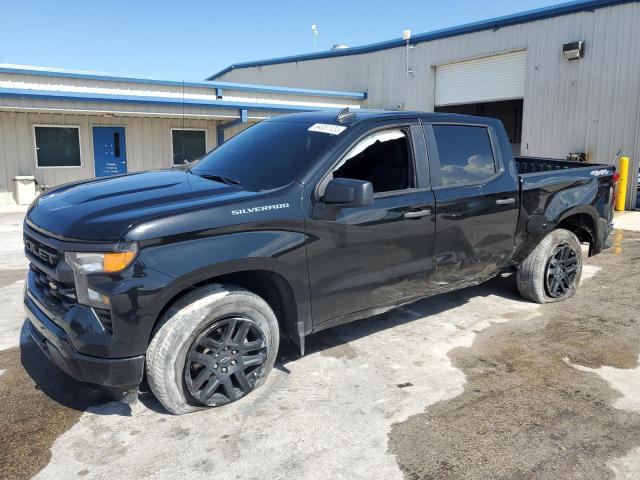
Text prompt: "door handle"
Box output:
[[495, 198, 516, 206], [404, 208, 432, 219]]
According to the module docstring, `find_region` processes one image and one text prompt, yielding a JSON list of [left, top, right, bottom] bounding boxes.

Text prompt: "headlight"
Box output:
[[65, 243, 138, 274], [65, 243, 137, 309]]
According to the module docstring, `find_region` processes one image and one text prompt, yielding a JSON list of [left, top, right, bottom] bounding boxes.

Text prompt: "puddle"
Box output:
[[0, 340, 110, 480], [566, 357, 640, 479], [612, 229, 625, 255]]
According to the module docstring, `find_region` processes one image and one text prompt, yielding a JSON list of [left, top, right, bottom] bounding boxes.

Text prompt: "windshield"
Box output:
[[190, 120, 338, 190]]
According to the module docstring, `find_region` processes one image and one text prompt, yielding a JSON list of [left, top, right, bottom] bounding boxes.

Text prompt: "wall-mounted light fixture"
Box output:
[[563, 41, 585, 60], [403, 29, 415, 77]]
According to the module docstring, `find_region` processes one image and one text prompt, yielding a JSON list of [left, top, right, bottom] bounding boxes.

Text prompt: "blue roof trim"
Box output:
[[0, 87, 343, 113], [0, 65, 365, 100], [207, 0, 634, 79]]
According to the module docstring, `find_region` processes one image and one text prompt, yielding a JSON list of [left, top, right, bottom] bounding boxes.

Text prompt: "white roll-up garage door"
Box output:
[[434, 50, 527, 106]]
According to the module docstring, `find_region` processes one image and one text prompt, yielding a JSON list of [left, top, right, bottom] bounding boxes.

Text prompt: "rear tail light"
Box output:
[[612, 173, 620, 205]]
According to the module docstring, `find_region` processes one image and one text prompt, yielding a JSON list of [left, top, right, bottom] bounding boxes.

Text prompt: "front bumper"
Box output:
[[25, 294, 144, 388]]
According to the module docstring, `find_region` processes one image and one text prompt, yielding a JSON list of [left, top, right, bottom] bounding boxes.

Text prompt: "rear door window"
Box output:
[[432, 125, 496, 186]]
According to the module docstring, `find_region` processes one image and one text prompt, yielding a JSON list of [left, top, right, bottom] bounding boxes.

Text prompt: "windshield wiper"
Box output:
[[197, 174, 241, 186]]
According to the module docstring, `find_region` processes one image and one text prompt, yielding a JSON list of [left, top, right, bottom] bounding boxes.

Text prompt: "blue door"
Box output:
[[93, 126, 127, 177]]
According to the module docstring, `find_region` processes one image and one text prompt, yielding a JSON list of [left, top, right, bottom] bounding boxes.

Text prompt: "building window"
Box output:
[[34, 126, 81, 168], [172, 129, 206, 165], [333, 129, 413, 193], [432, 125, 496, 186]]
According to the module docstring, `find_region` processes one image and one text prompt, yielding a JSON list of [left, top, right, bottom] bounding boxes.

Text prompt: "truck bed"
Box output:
[[513, 154, 615, 261], [515, 156, 609, 176]]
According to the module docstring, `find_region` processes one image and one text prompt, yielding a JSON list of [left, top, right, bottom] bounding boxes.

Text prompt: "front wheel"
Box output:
[[146, 285, 279, 414], [517, 228, 583, 304]]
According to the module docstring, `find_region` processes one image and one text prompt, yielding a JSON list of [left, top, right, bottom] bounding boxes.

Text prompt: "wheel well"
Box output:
[[556, 213, 595, 254], [151, 270, 298, 345]]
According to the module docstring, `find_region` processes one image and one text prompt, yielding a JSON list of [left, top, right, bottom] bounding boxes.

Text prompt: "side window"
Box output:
[[432, 125, 496, 186], [34, 126, 82, 167], [333, 129, 413, 194]]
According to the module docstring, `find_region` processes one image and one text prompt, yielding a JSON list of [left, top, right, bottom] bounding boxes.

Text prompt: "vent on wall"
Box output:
[[563, 41, 584, 60]]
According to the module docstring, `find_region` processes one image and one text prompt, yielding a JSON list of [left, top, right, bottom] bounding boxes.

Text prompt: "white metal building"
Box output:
[[0, 65, 364, 204], [210, 0, 640, 208]]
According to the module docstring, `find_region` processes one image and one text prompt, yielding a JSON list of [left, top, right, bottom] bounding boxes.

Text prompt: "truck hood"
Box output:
[[27, 170, 257, 241]]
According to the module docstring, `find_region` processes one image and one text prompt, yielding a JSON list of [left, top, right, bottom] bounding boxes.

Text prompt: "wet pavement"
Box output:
[[389, 231, 640, 479], [0, 342, 110, 480], [0, 210, 638, 480]]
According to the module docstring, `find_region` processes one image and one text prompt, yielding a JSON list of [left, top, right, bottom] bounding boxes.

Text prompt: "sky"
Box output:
[[0, 0, 564, 81]]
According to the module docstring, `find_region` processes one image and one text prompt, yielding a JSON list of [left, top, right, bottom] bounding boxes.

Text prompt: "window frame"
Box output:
[[170, 128, 208, 166], [33, 124, 83, 169], [315, 123, 421, 200], [424, 122, 504, 189]]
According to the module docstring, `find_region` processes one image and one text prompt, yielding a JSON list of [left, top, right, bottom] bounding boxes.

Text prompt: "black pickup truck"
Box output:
[[24, 110, 616, 414]]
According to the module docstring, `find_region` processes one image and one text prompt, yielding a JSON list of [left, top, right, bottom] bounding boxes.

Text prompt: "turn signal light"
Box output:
[[103, 251, 137, 273]]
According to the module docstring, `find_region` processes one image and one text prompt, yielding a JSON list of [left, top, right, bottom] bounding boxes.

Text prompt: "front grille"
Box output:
[[24, 235, 59, 268], [24, 227, 112, 331], [30, 263, 77, 311]]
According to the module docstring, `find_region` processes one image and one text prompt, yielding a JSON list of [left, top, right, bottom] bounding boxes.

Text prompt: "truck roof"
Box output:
[[268, 110, 498, 127]]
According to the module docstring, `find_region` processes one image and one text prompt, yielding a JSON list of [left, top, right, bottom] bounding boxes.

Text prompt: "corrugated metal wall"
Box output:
[[0, 112, 223, 203], [218, 3, 640, 205]]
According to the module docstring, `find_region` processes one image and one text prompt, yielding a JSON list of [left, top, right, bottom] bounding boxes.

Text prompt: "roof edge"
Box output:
[[0, 87, 350, 113], [207, 0, 634, 79], [0, 64, 365, 100]]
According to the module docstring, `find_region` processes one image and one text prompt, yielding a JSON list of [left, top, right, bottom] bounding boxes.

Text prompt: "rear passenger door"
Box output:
[[424, 122, 518, 289]]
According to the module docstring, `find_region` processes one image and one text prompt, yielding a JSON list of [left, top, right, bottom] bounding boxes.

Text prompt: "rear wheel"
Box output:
[[146, 284, 279, 414], [517, 228, 583, 304]]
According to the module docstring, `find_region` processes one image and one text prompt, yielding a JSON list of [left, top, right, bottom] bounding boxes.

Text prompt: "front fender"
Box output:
[[138, 229, 311, 338]]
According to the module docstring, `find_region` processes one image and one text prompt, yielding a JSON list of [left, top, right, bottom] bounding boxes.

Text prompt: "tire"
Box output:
[[517, 228, 583, 304], [146, 284, 279, 415]]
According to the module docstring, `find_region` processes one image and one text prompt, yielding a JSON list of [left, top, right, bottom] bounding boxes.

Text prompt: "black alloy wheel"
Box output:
[[184, 316, 267, 406], [544, 243, 579, 298]]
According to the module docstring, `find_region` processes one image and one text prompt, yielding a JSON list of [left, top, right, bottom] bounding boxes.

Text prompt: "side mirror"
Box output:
[[323, 178, 374, 207]]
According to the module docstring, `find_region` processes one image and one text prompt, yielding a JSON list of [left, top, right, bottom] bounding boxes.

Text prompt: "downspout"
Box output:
[[216, 109, 248, 146]]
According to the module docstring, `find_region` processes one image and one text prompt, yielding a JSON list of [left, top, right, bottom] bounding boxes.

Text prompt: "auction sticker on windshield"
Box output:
[[308, 123, 347, 135]]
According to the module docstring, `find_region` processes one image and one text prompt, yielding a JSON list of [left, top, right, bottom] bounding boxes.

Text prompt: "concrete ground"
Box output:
[[0, 211, 639, 480], [614, 210, 640, 232]]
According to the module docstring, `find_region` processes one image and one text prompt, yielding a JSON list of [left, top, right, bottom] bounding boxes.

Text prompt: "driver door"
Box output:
[[305, 123, 436, 326]]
